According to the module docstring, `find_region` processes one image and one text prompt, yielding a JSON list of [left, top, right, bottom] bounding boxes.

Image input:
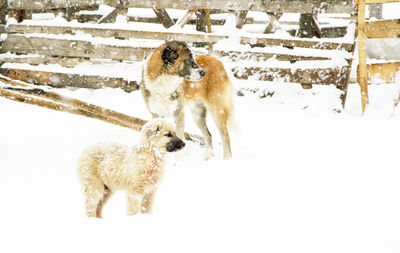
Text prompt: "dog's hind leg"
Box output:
[[96, 185, 113, 218], [83, 178, 107, 218], [191, 101, 213, 160], [141, 189, 157, 214], [210, 108, 232, 160]]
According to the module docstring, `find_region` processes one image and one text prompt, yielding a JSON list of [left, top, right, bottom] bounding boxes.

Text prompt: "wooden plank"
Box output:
[[8, 0, 99, 10], [153, 8, 175, 28], [214, 50, 331, 62], [97, 7, 118, 24], [241, 36, 354, 51], [235, 10, 248, 29], [7, 24, 355, 51], [366, 62, 400, 83], [0, 68, 139, 92], [1, 55, 107, 68], [366, 0, 399, 3], [366, 19, 400, 38], [103, 0, 355, 14], [0, 34, 155, 61], [7, 23, 225, 43], [176, 10, 195, 28], [231, 65, 349, 88], [357, 0, 369, 114], [264, 12, 281, 34]]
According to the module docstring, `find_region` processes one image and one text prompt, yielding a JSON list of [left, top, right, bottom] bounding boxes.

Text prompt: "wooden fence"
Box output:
[[356, 0, 400, 113], [1, 0, 357, 106]]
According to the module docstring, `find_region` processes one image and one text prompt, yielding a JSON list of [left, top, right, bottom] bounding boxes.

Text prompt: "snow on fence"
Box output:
[[355, 0, 400, 113], [1, 0, 357, 105]]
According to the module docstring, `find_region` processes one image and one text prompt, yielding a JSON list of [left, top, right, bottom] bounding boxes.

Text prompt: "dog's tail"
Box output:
[[226, 82, 240, 134]]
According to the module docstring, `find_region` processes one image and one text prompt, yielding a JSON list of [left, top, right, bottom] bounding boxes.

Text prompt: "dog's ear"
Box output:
[[162, 45, 179, 66], [145, 125, 161, 140]]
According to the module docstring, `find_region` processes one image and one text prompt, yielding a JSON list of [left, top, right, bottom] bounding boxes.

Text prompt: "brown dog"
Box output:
[[142, 41, 234, 159], [77, 119, 185, 218]]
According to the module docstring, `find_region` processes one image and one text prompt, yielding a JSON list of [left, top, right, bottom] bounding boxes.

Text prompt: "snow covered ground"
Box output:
[[1, 77, 400, 253], [1, 3, 400, 253]]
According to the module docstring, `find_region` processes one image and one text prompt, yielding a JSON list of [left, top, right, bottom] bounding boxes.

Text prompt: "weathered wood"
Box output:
[[1, 55, 107, 68], [365, 62, 400, 83], [365, 0, 399, 3], [340, 58, 354, 108], [6, 23, 225, 43], [0, 79, 146, 130], [0, 77, 202, 142], [366, 19, 400, 38], [0, 88, 143, 130], [204, 9, 213, 53], [265, 12, 282, 34], [357, 0, 369, 114], [195, 9, 207, 33], [1, 34, 155, 61], [231, 65, 349, 88], [369, 4, 382, 19], [241, 36, 354, 52], [235, 10, 248, 29], [214, 50, 332, 62], [176, 10, 195, 28], [298, 13, 319, 38], [103, 0, 355, 14], [97, 7, 118, 24], [7, 23, 355, 51], [0, 68, 139, 92], [8, 0, 99, 10], [0, 0, 7, 24], [153, 8, 175, 28]]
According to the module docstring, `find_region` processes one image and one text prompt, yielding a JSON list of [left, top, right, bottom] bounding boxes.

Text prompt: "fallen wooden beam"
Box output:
[[0, 88, 143, 130], [0, 76, 202, 143]]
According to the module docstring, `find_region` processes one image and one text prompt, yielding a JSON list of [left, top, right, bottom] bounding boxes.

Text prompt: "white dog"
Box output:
[[77, 119, 185, 218]]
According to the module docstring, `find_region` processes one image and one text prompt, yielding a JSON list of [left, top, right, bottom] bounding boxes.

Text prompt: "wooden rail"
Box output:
[[6, 23, 355, 52], [103, 0, 355, 13], [8, 0, 356, 13]]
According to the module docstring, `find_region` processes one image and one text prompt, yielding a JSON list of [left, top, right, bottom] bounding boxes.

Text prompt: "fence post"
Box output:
[[357, 0, 369, 114]]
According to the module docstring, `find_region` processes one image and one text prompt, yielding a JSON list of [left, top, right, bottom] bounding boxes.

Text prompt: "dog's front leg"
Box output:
[[174, 101, 185, 140], [127, 192, 143, 215], [141, 189, 157, 214]]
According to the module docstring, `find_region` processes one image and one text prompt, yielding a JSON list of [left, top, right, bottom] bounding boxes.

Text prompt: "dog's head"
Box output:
[[161, 41, 205, 81], [141, 119, 185, 153]]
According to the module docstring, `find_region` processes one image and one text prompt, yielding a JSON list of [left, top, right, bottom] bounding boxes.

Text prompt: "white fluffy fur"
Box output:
[[77, 119, 180, 218], [144, 72, 184, 118]]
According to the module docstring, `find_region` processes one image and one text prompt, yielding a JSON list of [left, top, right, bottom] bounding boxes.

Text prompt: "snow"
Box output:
[[1, 4, 400, 253], [1, 75, 400, 253]]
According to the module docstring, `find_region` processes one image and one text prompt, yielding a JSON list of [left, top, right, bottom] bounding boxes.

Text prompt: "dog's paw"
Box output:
[[204, 149, 214, 161]]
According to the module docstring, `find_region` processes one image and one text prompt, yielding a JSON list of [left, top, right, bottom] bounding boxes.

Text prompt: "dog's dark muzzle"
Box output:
[[166, 138, 185, 152]]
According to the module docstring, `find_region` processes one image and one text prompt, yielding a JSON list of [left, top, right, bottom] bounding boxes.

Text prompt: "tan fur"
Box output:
[[142, 42, 234, 159], [145, 43, 192, 82], [183, 55, 234, 159], [77, 119, 183, 218]]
